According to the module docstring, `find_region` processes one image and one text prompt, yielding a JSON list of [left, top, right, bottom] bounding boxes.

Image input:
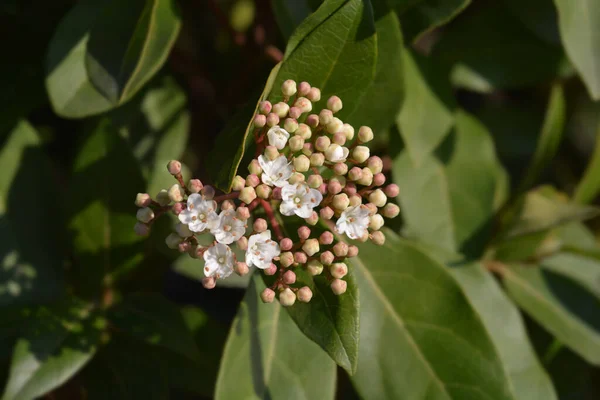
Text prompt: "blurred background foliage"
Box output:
[[1, 0, 600, 398]]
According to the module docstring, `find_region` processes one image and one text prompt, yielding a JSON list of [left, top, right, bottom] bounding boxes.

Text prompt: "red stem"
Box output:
[[213, 192, 240, 202], [260, 199, 284, 241]]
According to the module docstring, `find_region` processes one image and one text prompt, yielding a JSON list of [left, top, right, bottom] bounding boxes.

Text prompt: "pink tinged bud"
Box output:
[[370, 214, 385, 230], [358, 168, 374, 186], [294, 97, 312, 113], [282, 79, 297, 97], [332, 132, 346, 146], [264, 145, 279, 160], [320, 231, 334, 245], [382, 203, 400, 218], [289, 136, 305, 152], [320, 206, 334, 220], [315, 136, 331, 152], [307, 87, 321, 102], [279, 288, 296, 307], [358, 232, 370, 242], [248, 159, 263, 175], [202, 185, 216, 200], [136, 207, 154, 223], [254, 218, 268, 232], [318, 183, 328, 195], [347, 245, 359, 257], [254, 114, 267, 128], [320, 251, 335, 265], [297, 81, 311, 96], [293, 155, 310, 172], [365, 203, 378, 215], [358, 126, 374, 143], [280, 238, 293, 251], [307, 260, 324, 275], [178, 241, 191, 253], [280, 252, 294, 267], [331, 279, 347, 295], [236, 206, 250, 220], [235, 262, 249, 276], [267, 113, 280, 127], [385, 184, 400, 198], [274, 102, 290, 118], [342, 124, 355, 140], [221, 200, 235, 210], [302, 143, 313, 156], [306, 114, 319, 128], [344, 182, 357, 195], [188, 179, 204, 193], [134, 222, 150, 236], [333, 162, 348, 176], [202, 277, 216, 289], [176, 222, 193, 237], [167, 160, 182, 175], [239, 187, 257, 204], [237, 236, 249, 251], [289, 107, 302, 119], [256, 184, 272, 199], [348, 167, 363, 181], [166, 233, 183, 249], [310, 153, 325, 167], [328, 180, 342, 195], [294, 251, 308, 264], [353, 146, 370, 164], [319, 109, 334, 126], [261, 288, 276, 303], [369, 189, 387, 207], [259, 101, 272, 115], [373, 173, 386, 187], [232, 175, 245, 191], [272, 186, 283, 200], [371, 230, 386, 245], [265, 263, 278, 275], [327, 95, 343, 113], [168, 184, 184, 202], [333, 242, 349, 257], [331, 262, 348, 279], [349, 194, 362, 207], [307, 174, 323, 189], [284, 117, 298, 132], [195, 245, 206, 258], [283, 270, 297, 284], [156, 189, 170, 206], [298, 226, 311, 240], [297, 286, 313, 303], [305, 211, 319, 226], [135, 193, 151, 207], [326, 117, 343, 134], [296, 123, 312, 140], [333, 193, 350, 210], [289, 172, 305, 184], [367, 156, 383, 174]]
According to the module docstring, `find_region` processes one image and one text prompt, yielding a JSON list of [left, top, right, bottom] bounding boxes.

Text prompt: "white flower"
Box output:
[[246, 230, 280, 269], [325, 144, 350, 162], [267, 126, 290, 150], [203, 243, 235, 279], [258, 155, 293, 187], [178, 193, 218, 232], [212, 209, 246, 244], [336, 204, 370, 239], [280, 182, 323, 218]]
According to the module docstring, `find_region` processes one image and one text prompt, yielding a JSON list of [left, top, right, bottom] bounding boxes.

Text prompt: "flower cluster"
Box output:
[[133, 79, 400, 306]]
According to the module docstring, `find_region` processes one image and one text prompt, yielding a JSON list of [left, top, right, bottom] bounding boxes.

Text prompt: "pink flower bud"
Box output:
[[255, 184, 272, 199], [371, 231, 386, 245], [284, 117, 298, 132], [320, 231, 334, 245], [369, 189, 387, 207], [253, 218, 267, 232], [289, 107, 302, 119], [221, 200, 235, 210], [347, 245, 359, 257], [310, 153, 325, 167], [315, 135, 331, 152], [294, 97, 312, 113], [293, 155, 310, 172], [168, 184, 184, 202], [236, 206, 250, 220], [385, 184, 400, 198], [267, 113, 279, 127], [298, 226, 311, 240], [239, 187, 257, 204], [333, 242, 349, 257], [365, 203, 378, 215], [358, 126, 374, 143], [282, 79, 297, 97], [307, 174, 323, 189], [202, 185, 215, 200], [318, 183, 328, 195], [305, 211, 319, 225], [259, 101, 272, 115], [280, 238, 293, 251], [235, 262, 249, 276], [264, 145, 279, 160], [274, 102, 290, 118], [195, 245, 207, 258], [272, 186, 283, 200], [136, 207, 154, 223], [320, 206, 334, 220], [289, 136, 305, 152], [297, 81, 311, 96], [178, 241, 191, 253], [231, 175, 245, 191], [254, 114, 267, 128], [289, 172, 305, 184], [306, 114, 319, 128], [279, 288, 296, 307], [134, 222, 150, 236], [382, 203, 400, 218], [307, 260, 324, 275], [237, 236, 248, 251], [294, 251, 308, 264], [261, 288, 275, 303], [331, 279, 347, 295], [332, 132, 346, 146], [248, 159, 263, 175], [342, 123, 355, 140], [297, 286, 313, 303], [320, 251, 334, 265], [353, 146, 370, 164], [302, 142, 313, 156], [283, 270, 296, 284], [367, 156, 383, 174], [348, 167, 363, 181], [280, 252, 294, 267], [167, 160, 182, 175], [333, 162, 348, 176], [330, 262, 348, 279], [135, 193, 151, 207], [202, 277, 216, 289], [307, 87, 321, 102], [332, 193, 350, 210], [326, 117, 343, 134], [373, 173, 386, 187], [370, 214, 385, 230], [344, 182, 357, 195], [328, 180, 342, 195], [296, 124, 312, 141], [327, 95, 343, 113], [357, 168, 373, 186], [265, 263, 278, 275]]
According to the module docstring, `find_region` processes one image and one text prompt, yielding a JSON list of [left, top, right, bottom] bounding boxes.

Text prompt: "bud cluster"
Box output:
[[133, 79, 400, 307]]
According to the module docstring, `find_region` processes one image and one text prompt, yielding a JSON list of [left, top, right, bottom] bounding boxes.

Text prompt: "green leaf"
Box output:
[[108, 293, 200, 361], [503, 263, 600, 366], [215, 275, 336, 400], [573, 123, 600, 204], [393, 110, 508, 257], [398, 0, 471, 43], [397, 50, 455, 165], [503, 0, 561, 45], [68, 119, 145, 297], [350, 232, 514, 400], [554, 0, 600, 99], [518, 84, 566, 192], [433, 3, 563, 92], [85, 0, 181, 106], [271, 0, 312, 40], [0, 121, 64, 306], [451, 263, 557, 400], [541, 253, 600, 301], [1, 299, 104, 400], [269, 0, 377, 121]]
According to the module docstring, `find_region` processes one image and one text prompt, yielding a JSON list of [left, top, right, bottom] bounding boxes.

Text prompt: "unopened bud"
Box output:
[[342, 123, 355, 140], [296, 123, 312, 140], [283, 270, 296, 284], [302, 239, 319, 256], [264, 145, 279, 160], [370, 214, 384, 230], [365, 203, 378, 215], [358, 126, 374, 143], [298, 226, 311, 240], [202, 277, 216, 289], [273, 187, 282, 200], [305, 211, 319, 225], [328, 180, 342, 195], [254, 114, 267, 128], [135, 193, 151, 207], [326, 117, 343, 134], [357, 167, 373, 186], [349, 194, 362, 207], [293, 155, 310, 172], [254, 184, 271, 199], [332, 132, 346, 145], [307, 260, 324, 276], [307, 87, 321, 102], [320, 206, 334, 220], [344, 182, 357, 195], [331, 279, 347, 295], [280, 238, 293, 251], [319, 109, 333, 125], [167, 160, 182, 175], [289, 107, 301, 119], [221, 200, 235, 210], [319, 183, 328, 194], [347, 245, 359, 257], [297, 286, 313, 302], [306, 114, 319, 128], [267, 113, 280, 127], [371, 230, 386, 245], [369, 189, 387, 207], [315, 135, 331, 152], [320, 231, 334, 245], [373, 173, 386, 186], [237, 236, 248, 251], [298, 81, 311, 96], [235, 262, 249, 276], [327, 96, 343, 113], [253, 218, 267, 232], [274, 102, 290, 118], [385, 184, 400, 198], [202, 185, 215, 200], [232, 175, 245, 191], [367, 156, 383, 174], [236, 206, 250, 220], [176, 223, 193, 237], [330, 263, 348, 279], [166, 233, 183, 249], [289, 136, 304, 152], [283, 118, 298, 133], [333, 242, 348, 257], [261, 288, 275, 303], [258, 101, 272, 115], [294, 97, 312, 114], [294, 251, 308, 264], [353, 146, 370, 163], [136, 207, 154, 223], [265, 263, 278, 275], [282, 79, 297, 97], [239, 187, 257, 204], [289, 172, 305, 184], [156, 189, 170, 206], [333, 193, 350, 210], [333, 162, 348, 176], [320, 251, 335, 265], [303, 143, 313, 156], [248, 159, 263, 175], [280, 251, 294, 267], [279, 288, 296, 307], [168, 184, 184, 202], [134, 222, 150, 236], [307, 174, 323, 189], [178, 241, 191, 253], [310, 153, 325, 167], [188, 179, 203, 193], [348, 167, 363, 181], [382, 203, 400, 218]]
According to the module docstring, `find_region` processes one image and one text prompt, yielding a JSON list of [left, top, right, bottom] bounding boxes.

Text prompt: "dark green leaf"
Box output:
[[215, 275, 336, 400], [503, 0, 561, 45], [399, 0, 471, 43], [541, 253, 600, 301], [573, 123, 600, 204], [0, 121, 64, 306], [554, 0, 600, 99], [350, 231, 514, 399], [108, 293, 200, 361], [1, 299, 104, 400], [271, 0, 312, 40]]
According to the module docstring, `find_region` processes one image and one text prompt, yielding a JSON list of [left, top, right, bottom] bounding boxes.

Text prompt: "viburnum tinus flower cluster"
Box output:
[[133, 79, 400, 306]]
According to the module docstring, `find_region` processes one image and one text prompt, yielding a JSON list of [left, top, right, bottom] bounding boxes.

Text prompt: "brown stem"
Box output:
[[260, 199, 284, 241], [174, 173, 191, 195], [214, 192, 240, 202]]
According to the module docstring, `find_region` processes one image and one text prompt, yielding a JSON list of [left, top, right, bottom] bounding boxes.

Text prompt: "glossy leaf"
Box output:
[[573, 124, 600, 204], [399, 0, 471, 43], [452, 263, 557, 400], [0, 121, 64, 306], [350, 232, 514, 400], [269, 0, 377, 121], [1, 299, 104, 400], [541, 253, 600, 301], [554, 0, 600, 99], [393, 110, 508, 257], [85, 0, 181, 106], [397, 50, 455, 165], [108, 293, 200, 361], [215, 275, 336, 400]]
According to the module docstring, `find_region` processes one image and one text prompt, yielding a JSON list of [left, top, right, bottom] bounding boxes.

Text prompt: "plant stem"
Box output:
[[260, 199, 284, 241]]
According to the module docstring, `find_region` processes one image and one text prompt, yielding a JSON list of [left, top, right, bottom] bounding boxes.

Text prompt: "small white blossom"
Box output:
[[325, 144, 350, 162], [246, 230, 280, 269], [212, 209, 246, 244], [203, 243, 235, 278], [258, 155, 293, 187], [178, 193, 218, 232], [280, 182, 323, 218], [267, 126, 290, 150], [336, 204, 370, 239]]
